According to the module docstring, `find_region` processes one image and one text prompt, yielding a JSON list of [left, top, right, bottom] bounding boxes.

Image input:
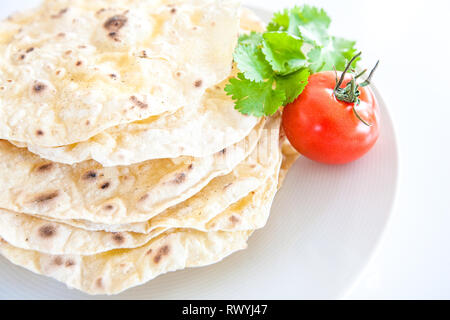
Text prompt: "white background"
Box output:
[[0, 0, 449, 299], [243, 0, 450, 299]]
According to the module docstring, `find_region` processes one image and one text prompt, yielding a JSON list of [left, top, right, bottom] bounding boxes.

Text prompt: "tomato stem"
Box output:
[[334, 52, 362, 91], [360, 60, 379, 87], [333, 53, 379, 126]]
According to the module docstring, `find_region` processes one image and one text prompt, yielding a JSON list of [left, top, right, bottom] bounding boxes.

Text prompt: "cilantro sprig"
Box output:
[[225, 5, 359, 117]]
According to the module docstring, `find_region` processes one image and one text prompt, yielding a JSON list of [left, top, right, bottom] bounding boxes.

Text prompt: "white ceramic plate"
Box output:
[[0, 2, 398, 299]]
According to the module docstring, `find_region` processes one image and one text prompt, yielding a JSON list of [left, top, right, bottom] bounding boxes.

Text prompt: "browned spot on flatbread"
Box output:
[[76, 60, 82, 66], [219, 148, 227, 155], [229, 215, 240, 226], [130, 96, 148, 109], [36, 130, 44, 136], [170, 8, 177, 14], [32, 82, 46, 93], [65, 259, 75, 267], [146, 249, 153, 256], [83, 171, 97, 180], [103, 204, 114, 211], [139, 194, 149, 202], [194, 79, 203, 88], [104, 15, 128, 32], [95, 278, 103, 288], [224, 183, 233, 190], [38, 224, 56, 238], [52, 256, 63, 266], [36, 163, 54, 173], [51, 8, 68, 19], [139, 50, 148, 58], [34, 191, 59, 204], [188, 164, 194, 170], [100, 182, 110, 190], [153, 245, 170, 264], [172, 173, 186, 184], [112, 233, 125, 244], [108, 32, 120, 41]]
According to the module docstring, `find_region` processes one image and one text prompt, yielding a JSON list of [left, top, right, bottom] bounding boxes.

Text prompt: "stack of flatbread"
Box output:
[[0, 0, 298, 295]]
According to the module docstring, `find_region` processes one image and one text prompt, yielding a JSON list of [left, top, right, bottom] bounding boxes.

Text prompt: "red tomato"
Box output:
[[282, 71, 380, 164]]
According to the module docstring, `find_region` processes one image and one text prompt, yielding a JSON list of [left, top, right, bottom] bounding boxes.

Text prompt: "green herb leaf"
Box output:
[[267, 6, 330, 41], [308, 37, 359, 72], [275, 68, 310, 104], [226, 5, 359, 117], [225, 73, 285, 116], [233, 44, 273, 82], [267, 9, 292, 31], [238, 32, 264, 46], [297, 5, 331, 34], [262, 32, 306, 75]]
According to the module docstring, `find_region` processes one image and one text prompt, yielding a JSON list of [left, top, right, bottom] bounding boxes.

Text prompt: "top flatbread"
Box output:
[[9, 7, 264, 166], [0, 0, 239, 146]]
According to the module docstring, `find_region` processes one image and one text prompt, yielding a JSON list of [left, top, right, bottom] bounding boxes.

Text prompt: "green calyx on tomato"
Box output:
[[332, 52, 380, 126]]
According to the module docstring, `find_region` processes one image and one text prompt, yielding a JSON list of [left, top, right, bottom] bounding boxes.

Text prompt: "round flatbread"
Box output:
[[0, 0, 239, 146], [0, 120, 265, 225], [10, 8, 264, 166], [0, 229, 252, 295]]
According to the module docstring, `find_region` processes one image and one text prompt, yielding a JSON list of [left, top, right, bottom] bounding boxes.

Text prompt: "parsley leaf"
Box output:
[[224, 73, 285, 116], [262, 32, 306, 75]]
